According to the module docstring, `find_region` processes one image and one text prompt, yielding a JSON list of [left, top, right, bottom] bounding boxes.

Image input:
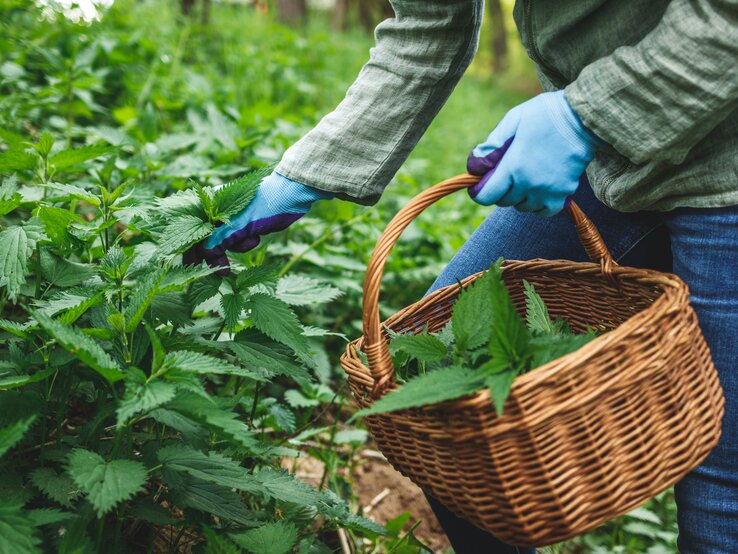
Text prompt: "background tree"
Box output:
[[488, 0, 509, 74]]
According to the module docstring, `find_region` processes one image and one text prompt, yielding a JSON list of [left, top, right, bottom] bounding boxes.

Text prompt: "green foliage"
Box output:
[[0, 416, 36, 458], [353, 366, 485, 419], [231, 521, 299, 554], [358, 264, 597, 418], [0, 502, 41, 554], [66, 449, 147, 517], [0, 0, 672, 550], [212, 166, 271, 222]]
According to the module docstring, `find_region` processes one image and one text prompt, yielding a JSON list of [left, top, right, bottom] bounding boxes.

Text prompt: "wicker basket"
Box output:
[[340, 174, 724, 547]]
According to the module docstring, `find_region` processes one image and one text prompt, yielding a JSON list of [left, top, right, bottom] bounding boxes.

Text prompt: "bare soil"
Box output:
[[286, 450, 451, 553]]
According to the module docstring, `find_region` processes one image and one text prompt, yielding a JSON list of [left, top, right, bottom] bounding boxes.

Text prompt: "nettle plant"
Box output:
[[0, 133, 382, 553], [355, 262, 598, 419]]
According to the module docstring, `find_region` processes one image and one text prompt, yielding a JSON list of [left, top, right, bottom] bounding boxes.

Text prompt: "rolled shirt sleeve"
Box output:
[[276, 0, 483, 205], [565, 0, 738, 166]]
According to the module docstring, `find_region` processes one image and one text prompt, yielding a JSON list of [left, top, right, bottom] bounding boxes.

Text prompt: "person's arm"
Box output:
[[277, 0, 483, 205], [565, 0, 738, 166]]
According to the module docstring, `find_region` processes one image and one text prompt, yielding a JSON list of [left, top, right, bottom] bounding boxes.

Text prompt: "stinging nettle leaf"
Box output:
[[0, 416, 36, 458], [124, 269, 165, 332], [212, 165, 272, 221], [164, 350, 265, 380], [34, 312, 124, 383], [48, 144, 113, 171], [276, 274, 343, 306], [29, 468, 81, 508], [523, 280, 556, 335], [116, 380, 178, 428], [0, 502, 42, 554], [157, 444, 263, 494], [352, 366, 486, 419], [243, 293, 313, 366], [219, 293, 242, 332], [389, 332, 448, 363], [0, 226, 34, 302], [157, 216, 213, 256], [451, 270, 494, 352], [66, 449, 147, 517], [230, 521, 298, 554]]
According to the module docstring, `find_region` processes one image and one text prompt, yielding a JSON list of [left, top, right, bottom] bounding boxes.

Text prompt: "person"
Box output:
[[190, 1, 738, 552]]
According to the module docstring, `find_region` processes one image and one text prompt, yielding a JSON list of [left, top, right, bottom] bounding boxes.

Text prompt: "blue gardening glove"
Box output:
[[185, 171, 333, 271], [466, 90, 601, 217]]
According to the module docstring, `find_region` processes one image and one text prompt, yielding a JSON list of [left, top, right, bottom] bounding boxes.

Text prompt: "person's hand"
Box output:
[[466, 90, 601, 217], [185, 171, 333, 270]]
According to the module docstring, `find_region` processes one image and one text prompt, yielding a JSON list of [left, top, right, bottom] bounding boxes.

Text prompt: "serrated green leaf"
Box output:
[[0, 368, 55, 391], [243, 293, 312, 365], [164, 350, 264, 380], [254, 468, 323, 505], [158, 216, 213, 255], [220, 293, 242, 331], [212, 166, 270, 221], [0, 193, 21, 217], [235, 264, 279, 289], [124, 269, 164, 332], [487, 263, 530, 368], [529, 333, 595, 368], [0, 502, 41, 554], [389, 333, 448, 363], [484, 370, 517, 417], [33, 290, 89, 317], [34, 206, 84, 248], [0, 416, 36, 458], [523, 280, 556, 335], [202, 527, 242, 554], [43, 183, 100, 206], [157, 445, 263, 494], [27, 508, 75, 527], [276, 274, 343, 306], [34, 312, 124, 383], [158, 263, 219, 293], [228, 341, 311, 386], [29, 468, 81, 508], [34, 132, 54, 157], [116, 380, 178, 428], [48, 144, 112, 171], [352, 366, 486, 419], [66, 449, 147, 517], [0, 226, 33, 302], [40, 252, 95, 288], [0, 319, 31, 339], [230, 521, 297, 554], [451, 270, 494, 352], [165, 474, 256, 526], [268, 404, 296, 432], [0, 151, 37, 173]]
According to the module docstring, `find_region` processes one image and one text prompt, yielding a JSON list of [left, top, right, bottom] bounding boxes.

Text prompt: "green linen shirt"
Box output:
[[277, 0, 738, 213]]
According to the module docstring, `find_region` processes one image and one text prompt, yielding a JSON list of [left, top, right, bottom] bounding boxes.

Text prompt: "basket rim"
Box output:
[[343, 258, 691, 415]]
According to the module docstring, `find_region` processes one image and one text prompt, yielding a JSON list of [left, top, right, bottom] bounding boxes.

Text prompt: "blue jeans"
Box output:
[[425, 181, 738, 553]]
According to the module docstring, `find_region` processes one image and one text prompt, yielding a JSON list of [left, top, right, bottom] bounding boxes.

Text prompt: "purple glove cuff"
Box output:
[[184, 212, 304, 275], [466, 136, 514, 198]]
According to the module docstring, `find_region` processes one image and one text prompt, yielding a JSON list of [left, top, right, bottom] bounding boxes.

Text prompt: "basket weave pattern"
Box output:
[[340, 175, 724, 546]]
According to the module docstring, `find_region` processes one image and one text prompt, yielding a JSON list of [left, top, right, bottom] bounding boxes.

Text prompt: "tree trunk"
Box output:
[[488, 0, 509, 74], [181, 0, 195, 16], [332, 0, 349, 31], [277, 0, 307, 26], [201, 0, 211, 25], [357, 0, 374, 33]]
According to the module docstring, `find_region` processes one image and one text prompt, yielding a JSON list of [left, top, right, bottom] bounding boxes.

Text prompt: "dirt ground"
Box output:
[[286, 449, 451, 553]]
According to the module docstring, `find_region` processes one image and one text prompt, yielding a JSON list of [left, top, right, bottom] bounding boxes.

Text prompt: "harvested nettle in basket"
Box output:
[[351, 260, 596, 420], [340, 174, 724, 547]]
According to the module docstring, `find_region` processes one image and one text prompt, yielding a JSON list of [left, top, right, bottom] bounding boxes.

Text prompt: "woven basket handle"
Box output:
[[362, 173, 616, 394]]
